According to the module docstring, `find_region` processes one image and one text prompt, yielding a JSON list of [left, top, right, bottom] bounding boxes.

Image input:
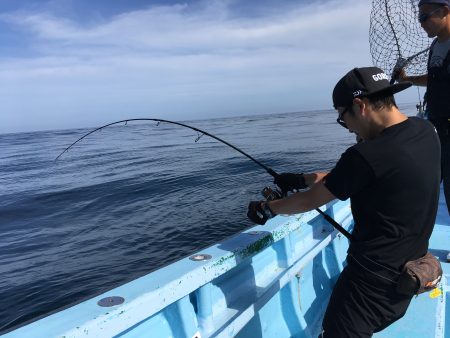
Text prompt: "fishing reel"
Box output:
[[261, 186, 283, 201]]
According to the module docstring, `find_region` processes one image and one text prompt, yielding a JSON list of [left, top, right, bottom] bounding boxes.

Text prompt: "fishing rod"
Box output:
[[55, 118, 278, 178], [56, 118, 351, 239]]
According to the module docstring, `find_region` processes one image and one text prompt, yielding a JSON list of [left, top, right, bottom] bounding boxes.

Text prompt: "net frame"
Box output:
[[370, 0, 433, 78]]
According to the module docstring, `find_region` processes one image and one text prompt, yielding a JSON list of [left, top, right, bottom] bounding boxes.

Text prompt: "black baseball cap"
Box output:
[[332, 67, 412, 108]]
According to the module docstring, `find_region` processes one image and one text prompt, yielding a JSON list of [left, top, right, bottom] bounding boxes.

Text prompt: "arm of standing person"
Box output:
[[266, 177, 336, 215], [247, 172, 335, 224], [247, 148, 373, 224], [274, 172, 328, 192], [303, 172, 328, 187], [397, 69, 428, 86]]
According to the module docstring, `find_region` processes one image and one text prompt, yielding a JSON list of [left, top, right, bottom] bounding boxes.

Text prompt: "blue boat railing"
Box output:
[[3, 195, 448, 338]]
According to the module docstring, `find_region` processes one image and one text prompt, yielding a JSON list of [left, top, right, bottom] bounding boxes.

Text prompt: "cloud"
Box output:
[[0, 0, 385, 133], [2, 0, 370, 56]]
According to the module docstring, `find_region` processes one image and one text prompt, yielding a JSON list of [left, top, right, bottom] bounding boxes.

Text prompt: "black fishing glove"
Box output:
[[247, 201, 276, 225], [273, 173, 307, 193]]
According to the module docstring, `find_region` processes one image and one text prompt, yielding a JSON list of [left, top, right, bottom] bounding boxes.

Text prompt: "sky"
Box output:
[[0, 0, 421, 134]]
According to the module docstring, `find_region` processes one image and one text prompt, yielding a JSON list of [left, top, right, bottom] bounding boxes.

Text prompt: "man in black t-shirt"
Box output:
[[247, 67, 441, 337]]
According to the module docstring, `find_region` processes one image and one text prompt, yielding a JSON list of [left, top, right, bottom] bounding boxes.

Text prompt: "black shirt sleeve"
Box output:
[[324, 147, 375, 200]]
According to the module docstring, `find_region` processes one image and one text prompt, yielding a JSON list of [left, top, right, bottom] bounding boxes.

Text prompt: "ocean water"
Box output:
[[0, 105, 420, 331]]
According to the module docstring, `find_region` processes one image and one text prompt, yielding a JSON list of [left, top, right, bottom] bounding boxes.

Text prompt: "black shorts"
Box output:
[[320, 258, 414, 338]]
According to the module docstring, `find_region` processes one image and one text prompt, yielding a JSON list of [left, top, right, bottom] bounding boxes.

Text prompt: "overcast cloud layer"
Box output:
[[0, 0, 417, 133]]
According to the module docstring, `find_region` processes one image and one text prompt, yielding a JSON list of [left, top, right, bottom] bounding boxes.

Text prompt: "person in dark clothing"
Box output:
[[397, 0, 450, 214], [248, 67, 441, 337]]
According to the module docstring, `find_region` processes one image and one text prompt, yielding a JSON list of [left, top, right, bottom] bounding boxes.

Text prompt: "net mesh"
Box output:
[[370, 0, 432, 77]]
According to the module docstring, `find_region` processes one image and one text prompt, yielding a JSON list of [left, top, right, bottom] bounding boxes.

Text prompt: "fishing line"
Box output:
[[56, 118, 350, 238]]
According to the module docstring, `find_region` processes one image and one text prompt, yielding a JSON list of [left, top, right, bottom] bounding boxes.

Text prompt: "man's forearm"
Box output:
[[401, 74, 428, 86], [268, 191, 314, 214], [304, 172, 328, 187], [267, 175, 336, 215]]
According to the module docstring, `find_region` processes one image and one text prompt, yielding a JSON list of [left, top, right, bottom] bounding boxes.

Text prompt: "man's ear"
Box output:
[[352, 97, 366, 116], [443, 5, 450, 17]]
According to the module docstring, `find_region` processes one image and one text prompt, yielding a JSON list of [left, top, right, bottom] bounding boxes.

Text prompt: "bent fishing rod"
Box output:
[[56, 118, 351, 239], [55, 118, 277, 177]]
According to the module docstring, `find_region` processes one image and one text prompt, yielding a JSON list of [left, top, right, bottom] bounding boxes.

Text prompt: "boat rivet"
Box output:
[[189, 254, 212, 261], [97, 296, 125, 307]]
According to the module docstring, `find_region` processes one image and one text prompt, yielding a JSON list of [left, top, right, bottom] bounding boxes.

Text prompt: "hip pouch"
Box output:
[[396, 252, 443, 296]]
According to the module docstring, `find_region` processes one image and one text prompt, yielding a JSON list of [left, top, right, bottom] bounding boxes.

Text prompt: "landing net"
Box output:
[[369, 0, 432, 78]]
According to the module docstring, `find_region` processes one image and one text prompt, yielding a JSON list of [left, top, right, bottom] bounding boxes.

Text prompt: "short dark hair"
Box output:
[[364, 90, 398, 111], [345, 91, 397, 116]]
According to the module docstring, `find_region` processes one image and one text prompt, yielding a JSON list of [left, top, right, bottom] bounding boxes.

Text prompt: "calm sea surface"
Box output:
[[0, 105, 421, 331]]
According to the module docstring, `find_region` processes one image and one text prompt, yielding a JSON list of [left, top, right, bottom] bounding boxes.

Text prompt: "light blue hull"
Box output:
[[3, 195, 449, 338]]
